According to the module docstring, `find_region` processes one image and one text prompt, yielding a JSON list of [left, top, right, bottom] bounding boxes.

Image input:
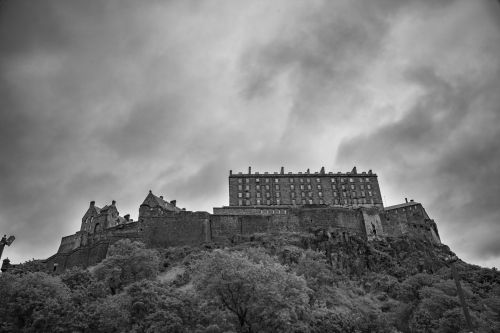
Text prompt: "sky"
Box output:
[[1, 0, 499, 268]]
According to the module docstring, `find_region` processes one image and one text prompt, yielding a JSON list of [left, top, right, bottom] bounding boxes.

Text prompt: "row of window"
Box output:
[[237, 183, 373, 191], [237, 177, 371, 184], [237, 198, 376, 206], [238, 190, 374, 199]]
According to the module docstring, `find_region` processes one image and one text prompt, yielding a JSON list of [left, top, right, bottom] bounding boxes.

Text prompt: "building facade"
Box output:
[[228, 166, 383, 208], [39, 167, 441, 273]]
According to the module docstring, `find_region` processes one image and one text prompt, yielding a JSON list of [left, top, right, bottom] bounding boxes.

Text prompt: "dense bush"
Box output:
[[1, 235, 499, 332]]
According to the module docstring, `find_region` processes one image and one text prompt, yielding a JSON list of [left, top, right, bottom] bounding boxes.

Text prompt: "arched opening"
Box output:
[[93, 223, 100, 233]]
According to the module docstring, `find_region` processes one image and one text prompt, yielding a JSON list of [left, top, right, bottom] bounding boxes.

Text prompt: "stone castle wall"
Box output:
[[44, 204, 439, 272]]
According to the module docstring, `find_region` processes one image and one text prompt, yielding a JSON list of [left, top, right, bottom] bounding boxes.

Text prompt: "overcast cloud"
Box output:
[[1, 0, 499, 268]]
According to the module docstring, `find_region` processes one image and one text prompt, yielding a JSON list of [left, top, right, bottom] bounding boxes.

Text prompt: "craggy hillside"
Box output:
[[1, 231, 499, 333]]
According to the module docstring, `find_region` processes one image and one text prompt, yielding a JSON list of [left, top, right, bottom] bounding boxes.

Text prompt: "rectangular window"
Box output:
[[266, 185, 270, 190], [238, 193, 242, 198], [343, 192, 347, 197], [335, 199, 339, 204], [306, 178, 311, 183], [349, 178, 354, 182], [292, 199, 296, 205], [238, 185, 242, 190], [245, 185, 250, 190], [267, 200, 271, 205], [290, 184, 295, 190], [256, 185, 260, 190], [276, 192, 280, 197], [246, 178, 249, 183], [300, 184, 304, 190], [307, 184, 311, 190], [301, 192, 305, 197], [365, 178, 370, 182], [369, 191, 372, 196], [277, 199, 281, 205], [341, 178, 345, 183], [309, 199, 313, 204], [291, 192, 295, 198], [275, 185, 279, 190], [256, 178, 260, 183], [350, 184, 355, 190], [290, 178, 294, 183], [238, 179, 242, 183], [352, 192, 356, 197], [332, 185, 336, 190], [257, 199, 261, 205], [245, 193, 250, 198], [331, 178, 336, 183], [360, 184, 364, 189], [318, 191, 323, 197], [319, 199, 324, 204], [246, 200, 250, 205], [300, 178, 304, 183], [238, 199, 243, 205], [359, 178, 363, 183], [316, 178, 320, 182], [302, 200, 306, 204], [275, 179, 279, 183], [333, 192, 338, 197], [367, 184, 371, 189], [256, 193, 261, 198], [342, 185, 346, 190], [308, 192, 312, 197], [266, 192, 270, 198], [317, 184, 321, 189], [266, 178, 270, 183], [361, 191, 365, 197]]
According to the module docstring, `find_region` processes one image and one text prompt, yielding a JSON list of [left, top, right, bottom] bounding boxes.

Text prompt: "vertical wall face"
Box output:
[[140, 211, 210, 247], [384, 203, 441, 244], [362, 209, 385, 240], [228, 169, 383, 208], [210, 207, 367, 242]]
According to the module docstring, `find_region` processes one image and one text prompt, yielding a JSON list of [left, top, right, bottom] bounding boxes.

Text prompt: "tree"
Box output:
[[0, 272, 72, 332], [193, 248, 311, 333], [93, 239, 160, 294]]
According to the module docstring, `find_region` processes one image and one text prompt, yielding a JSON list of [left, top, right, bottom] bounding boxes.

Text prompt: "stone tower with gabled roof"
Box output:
[[139, 190, 181, 219]]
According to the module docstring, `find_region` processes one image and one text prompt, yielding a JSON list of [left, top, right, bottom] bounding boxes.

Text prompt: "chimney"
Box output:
[[306, 168, 310, 174], [170, 200, 176, 206], [124, 214, 130, 221], [320, 166, 325, 174], [410, 199, 414, 202], [352, 166, 357, 174], [368, 169, 372, 175], [248, 166, 251, 174], [112, 200, 116, 206], [159, 196, 163, 200], [280, 166, 284, 174], [90, 201, 95, 207], [405, 198, 408, 203], [229, 170, 232, 176]]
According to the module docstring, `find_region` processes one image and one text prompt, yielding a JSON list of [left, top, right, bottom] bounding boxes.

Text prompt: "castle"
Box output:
[[43, 167, 441, 273]]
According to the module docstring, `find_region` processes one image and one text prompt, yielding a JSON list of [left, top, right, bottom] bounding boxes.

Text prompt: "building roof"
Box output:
[[385, 201, 421, 210]]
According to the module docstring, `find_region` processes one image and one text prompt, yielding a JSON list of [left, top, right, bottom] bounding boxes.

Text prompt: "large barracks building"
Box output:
[[42, 167, 441, 273]]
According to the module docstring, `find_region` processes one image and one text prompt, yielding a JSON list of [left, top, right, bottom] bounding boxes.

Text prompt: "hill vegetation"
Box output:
[[1, 232, 499, 332]]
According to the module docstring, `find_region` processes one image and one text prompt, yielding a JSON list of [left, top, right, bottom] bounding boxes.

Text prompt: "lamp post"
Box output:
[[447, 254, 473, 331], [0, 234, 15, 261]]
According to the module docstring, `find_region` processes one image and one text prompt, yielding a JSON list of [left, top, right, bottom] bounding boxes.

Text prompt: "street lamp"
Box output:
[[0, 234, 15, 261]]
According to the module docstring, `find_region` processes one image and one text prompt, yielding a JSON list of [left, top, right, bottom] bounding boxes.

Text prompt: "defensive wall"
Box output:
[[40, 169, 441, 272]]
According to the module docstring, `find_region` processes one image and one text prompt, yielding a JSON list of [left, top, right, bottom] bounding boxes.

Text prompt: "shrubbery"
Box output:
[[1, 236, 499, 332]]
